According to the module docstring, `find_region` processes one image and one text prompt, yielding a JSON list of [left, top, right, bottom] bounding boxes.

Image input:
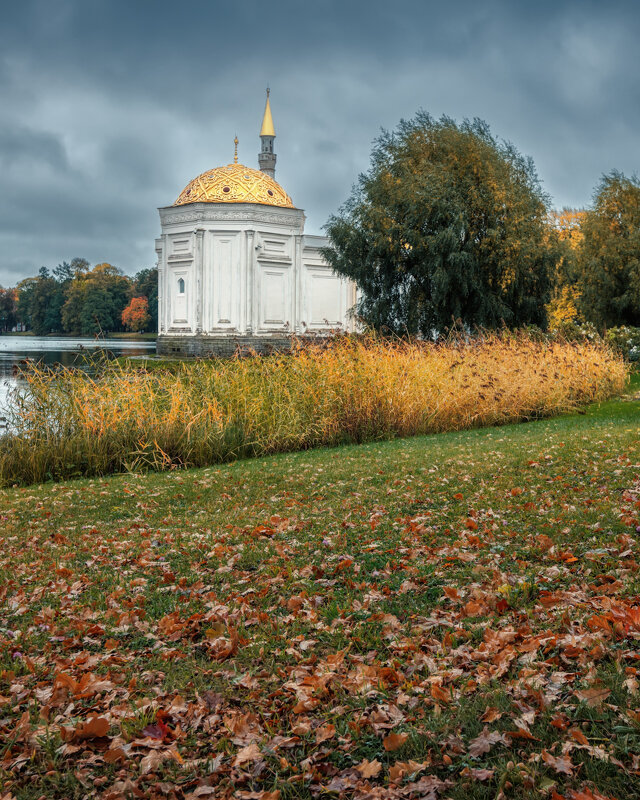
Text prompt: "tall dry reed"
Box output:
[[0, 332, 628, 485]]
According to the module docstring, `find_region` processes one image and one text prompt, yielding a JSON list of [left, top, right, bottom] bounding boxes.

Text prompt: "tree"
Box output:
[[132, 267, 158, 332], [0, 287, 17, 331], [61, 262, 131, 335], [15, 268, 65, 335], [324, 113, 556, 336], [122, 296, 151, 333], [547, 208, 586, 327], [576, 171, 640, 329]]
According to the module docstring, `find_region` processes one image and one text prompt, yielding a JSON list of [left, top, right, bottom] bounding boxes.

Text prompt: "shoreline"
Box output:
[[0, 331, 157, 341]]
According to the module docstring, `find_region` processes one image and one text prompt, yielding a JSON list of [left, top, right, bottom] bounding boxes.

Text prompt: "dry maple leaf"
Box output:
[[234, 742, 263, 766], [355, 758, 382, 779], [383, 731, 408, 752], [468, 726, 511, 758], [542, 749, 575, 776]]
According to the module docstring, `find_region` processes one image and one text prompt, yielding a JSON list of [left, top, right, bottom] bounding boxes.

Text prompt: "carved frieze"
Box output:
[[160, 204, 305, 230]]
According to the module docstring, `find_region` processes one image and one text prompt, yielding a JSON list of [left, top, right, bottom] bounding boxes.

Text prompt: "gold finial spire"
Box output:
[[260, 88, 275, 137], [233, 135, 238, 164]]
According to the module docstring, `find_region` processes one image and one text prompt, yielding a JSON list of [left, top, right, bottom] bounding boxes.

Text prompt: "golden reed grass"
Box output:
[[0, 332, 628, 485]]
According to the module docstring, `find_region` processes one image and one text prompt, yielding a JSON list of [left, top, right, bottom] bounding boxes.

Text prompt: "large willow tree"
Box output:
[[324, 113, 556, 335]]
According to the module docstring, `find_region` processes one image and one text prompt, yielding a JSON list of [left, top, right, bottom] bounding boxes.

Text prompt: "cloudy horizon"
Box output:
[[1, 0, 639, 287]]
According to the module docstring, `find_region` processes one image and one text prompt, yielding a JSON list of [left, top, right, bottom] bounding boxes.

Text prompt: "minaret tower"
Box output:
[[258, 88, 276, 179]]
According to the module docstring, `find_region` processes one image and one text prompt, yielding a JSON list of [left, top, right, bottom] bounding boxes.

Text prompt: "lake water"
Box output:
[[0, 336, 156, 422]]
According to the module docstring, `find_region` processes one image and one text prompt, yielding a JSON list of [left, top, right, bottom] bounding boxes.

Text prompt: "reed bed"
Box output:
[[0, 332, 628, 485]]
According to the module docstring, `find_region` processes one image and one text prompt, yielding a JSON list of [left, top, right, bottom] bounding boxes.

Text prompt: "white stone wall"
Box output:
[[157, 203, 355, 338]]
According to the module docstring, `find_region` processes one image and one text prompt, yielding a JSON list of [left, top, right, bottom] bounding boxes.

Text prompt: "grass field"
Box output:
[[0, 374, 639, 799]]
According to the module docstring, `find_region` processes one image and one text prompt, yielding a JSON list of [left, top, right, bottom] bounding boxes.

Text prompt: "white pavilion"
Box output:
[[156, 91, 356, 356]]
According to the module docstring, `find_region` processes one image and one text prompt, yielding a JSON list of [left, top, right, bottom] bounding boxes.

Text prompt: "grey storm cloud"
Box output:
[[0, 0, 639, 287]]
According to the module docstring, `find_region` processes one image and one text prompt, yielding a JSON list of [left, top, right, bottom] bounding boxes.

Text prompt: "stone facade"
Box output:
[[156, 204, 356, 357]]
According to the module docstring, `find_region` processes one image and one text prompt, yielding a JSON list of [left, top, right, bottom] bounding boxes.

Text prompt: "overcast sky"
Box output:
[[1, 0, 638, 286]]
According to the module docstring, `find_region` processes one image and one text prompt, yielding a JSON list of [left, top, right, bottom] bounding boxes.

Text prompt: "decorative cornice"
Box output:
[[160, 203, 305, 230]]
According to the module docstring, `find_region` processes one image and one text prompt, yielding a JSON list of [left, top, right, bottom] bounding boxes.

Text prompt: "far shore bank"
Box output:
[[0, 331, 157, 340]]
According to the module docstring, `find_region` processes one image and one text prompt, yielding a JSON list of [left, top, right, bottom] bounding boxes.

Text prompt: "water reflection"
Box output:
[[0, 336, 156, 418]]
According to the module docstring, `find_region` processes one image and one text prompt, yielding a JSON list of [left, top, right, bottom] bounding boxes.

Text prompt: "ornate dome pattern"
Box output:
[[174, 163, 294, 208]]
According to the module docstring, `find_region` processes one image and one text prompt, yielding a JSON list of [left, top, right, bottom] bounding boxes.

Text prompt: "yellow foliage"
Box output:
[[2, 333, 628, 485], [547, 285, 582, 328], [549, 208, 586, 249]]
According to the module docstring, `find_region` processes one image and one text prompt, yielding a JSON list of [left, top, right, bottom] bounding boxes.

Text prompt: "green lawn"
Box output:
[[1, 375, 639, 799]]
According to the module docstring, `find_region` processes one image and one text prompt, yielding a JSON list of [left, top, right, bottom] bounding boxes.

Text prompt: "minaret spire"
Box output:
[[258, 88, 276, 179]]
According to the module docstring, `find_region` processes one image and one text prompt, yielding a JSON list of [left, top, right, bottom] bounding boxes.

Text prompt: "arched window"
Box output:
[[177, 278, 185, 295]]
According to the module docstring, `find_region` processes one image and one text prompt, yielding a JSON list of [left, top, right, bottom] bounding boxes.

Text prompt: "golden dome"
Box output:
[[174, 163, 294, 208]]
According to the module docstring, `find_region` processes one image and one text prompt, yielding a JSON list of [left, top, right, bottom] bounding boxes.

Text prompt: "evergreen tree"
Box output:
[[324, 113, 556, 335]]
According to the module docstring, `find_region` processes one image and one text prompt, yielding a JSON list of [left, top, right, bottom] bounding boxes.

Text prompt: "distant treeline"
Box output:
[[0, 259, 157, 335]]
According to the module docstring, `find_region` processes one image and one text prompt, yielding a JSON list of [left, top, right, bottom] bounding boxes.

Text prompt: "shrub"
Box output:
[[606, 326, 640, 361]]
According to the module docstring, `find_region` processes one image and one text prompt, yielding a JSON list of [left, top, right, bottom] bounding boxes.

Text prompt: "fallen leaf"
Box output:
[[542, 749, 575, 776], [468, 726, 511, 758], [574, 686, 611, 707], [315, 723, 336, 743], [355, 758, 382, 779], [383, 731, 408, 752], [234, 742, 263, 766]]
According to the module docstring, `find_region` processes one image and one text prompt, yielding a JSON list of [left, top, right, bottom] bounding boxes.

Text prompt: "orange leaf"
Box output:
[[569, 727, 589, 746], [383, 732, 408, 752], [431, 684, 452, 704]]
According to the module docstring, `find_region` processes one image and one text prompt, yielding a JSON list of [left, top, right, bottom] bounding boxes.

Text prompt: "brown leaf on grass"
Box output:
[[355, 758, 382, 779], [383, 731, 408, 751], [468, 726, 511, 758], [574, 686, 611, 707], [292, 698, 320, 714], [569, 727, 589, 746], [388, 760, 428, 782], [60, 714, 109, 742], [224, 712, 263, 745], [234, 742, 263, 766], [315, 723, 336, 743], [206, 630, 238, 661], [542, 749, 575, 776], [104, 746, 128, 763], [140, 749, 172, 775], [479, 706, 502, 723], [461, 766, 495, 781], [567, 789, 618, 800], [431, 684, 452, 704]]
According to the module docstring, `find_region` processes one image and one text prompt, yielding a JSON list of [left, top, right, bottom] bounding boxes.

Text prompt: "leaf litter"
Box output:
[[0, 386, 639, 798]]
